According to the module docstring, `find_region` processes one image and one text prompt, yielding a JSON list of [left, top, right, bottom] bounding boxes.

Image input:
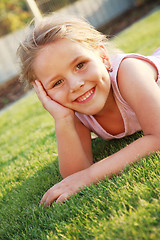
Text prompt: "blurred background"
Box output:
[[0, 0, 159, 110]]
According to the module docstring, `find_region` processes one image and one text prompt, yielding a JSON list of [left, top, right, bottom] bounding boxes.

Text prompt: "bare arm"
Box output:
[[55, 114, 93, 178], [89, 57, 160, 180], [33, 80, 93, 179]]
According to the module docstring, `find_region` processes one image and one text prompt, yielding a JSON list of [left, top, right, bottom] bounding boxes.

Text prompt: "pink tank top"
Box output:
[[75, 48, 160, 140]]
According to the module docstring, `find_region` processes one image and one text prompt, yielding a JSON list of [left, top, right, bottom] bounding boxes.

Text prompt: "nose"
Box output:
[[69, 76, 84, 93]]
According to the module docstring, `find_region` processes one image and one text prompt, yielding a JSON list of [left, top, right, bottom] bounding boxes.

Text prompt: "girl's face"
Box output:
[[33, 38, 111, 116]]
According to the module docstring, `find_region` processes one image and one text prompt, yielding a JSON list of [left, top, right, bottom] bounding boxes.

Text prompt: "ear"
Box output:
[[98, 44, 110, 63], [98, 44, 113, 72]]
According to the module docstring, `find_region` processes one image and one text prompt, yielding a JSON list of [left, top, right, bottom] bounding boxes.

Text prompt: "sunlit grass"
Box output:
[[113, 7, 160, 55], [0, 8, 160, 240]]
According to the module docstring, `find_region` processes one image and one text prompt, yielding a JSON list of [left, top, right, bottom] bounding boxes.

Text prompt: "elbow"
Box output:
[[59, 163, 92, 179], [148, 133, 160, 152], [155, 135, 160, 151], [59, 166, 78, 179], [60, 169, 70, 179]]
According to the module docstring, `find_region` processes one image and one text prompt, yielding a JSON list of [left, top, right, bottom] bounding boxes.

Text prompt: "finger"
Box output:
[[40, 187, 61, 207], [43, 189, 62, 207], [35, 80, 48, 99], [32, 81, 39, 93], [32, 80, 42, 97], [33, 80, 52, 108], [56, 193, 71, 204], [40, 186, 53, 206]]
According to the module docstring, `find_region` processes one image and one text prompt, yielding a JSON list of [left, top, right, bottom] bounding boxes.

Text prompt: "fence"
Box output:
[[0, 0, 136, 85], [35, 0, 79, 13]]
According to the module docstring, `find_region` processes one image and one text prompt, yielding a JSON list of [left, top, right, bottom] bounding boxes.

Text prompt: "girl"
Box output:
[[18, 14, 160, 207]]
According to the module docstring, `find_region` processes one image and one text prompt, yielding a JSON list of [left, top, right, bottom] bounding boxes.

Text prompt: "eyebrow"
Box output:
[[70, 56, 81, 66], [46, 55, 82, 88]]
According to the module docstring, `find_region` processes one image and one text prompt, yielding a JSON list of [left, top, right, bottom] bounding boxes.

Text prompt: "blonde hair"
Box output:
[[17, 14, 116, 86]]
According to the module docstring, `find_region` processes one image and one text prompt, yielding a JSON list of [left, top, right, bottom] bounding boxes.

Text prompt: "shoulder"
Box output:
[[118, 57, 157, 81], [116, 56, 160, 136], [117, 57, 157, 101], [116, 56, 158, 117]]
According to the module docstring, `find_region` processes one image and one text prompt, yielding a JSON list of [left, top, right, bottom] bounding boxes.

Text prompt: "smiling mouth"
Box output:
[[75, 87, 95, 103]]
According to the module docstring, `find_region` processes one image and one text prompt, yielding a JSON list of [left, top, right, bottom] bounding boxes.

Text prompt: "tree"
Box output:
[[0, 0, 32, 36]]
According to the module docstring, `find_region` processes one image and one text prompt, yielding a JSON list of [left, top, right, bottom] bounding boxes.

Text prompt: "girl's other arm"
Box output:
[[90, 57, 160, 179]]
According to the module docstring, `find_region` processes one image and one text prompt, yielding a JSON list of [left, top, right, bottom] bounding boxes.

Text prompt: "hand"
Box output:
[[32, 80, 74, 120], [40, 168, 93, 207]]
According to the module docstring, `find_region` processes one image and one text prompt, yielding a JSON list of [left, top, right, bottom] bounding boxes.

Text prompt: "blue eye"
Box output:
[[53, 79, 63, 87], [76, 62, 85, 70]]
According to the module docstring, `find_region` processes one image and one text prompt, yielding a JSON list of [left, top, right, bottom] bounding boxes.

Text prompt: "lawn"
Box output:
[[0, 8, 160, 240]]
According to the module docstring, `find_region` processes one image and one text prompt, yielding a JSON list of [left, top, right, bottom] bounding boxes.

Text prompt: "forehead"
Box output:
[[36, 38, 94, 63], [33, 38, 98, 78]]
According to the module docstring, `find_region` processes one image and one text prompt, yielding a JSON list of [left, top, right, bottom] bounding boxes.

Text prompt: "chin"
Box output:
[[79, 104, 105, 116]]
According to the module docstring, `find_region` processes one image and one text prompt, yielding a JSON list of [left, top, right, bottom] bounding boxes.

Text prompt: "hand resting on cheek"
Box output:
[[32, 80, 74, 121]]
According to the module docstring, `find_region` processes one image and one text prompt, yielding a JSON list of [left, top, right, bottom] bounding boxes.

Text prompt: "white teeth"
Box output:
[[76, 88, 94, 102]]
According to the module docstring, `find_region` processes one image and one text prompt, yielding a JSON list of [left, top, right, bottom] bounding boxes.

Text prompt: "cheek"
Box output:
[[47, 89, 67, 104], [86, 65, 101, 81], [89, 63, 110, 85], [91, 61, 107, 76]]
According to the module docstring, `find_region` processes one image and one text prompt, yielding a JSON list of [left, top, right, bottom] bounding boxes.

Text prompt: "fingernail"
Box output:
[[35, 80, 38, 85]]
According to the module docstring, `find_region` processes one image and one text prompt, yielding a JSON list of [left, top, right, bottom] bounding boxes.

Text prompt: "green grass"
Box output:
[[0, 8, 160, 240], [113, 7, 160, 55]]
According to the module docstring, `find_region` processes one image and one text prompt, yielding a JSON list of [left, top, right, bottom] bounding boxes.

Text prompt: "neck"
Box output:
[[94, 87, 116, 119]]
